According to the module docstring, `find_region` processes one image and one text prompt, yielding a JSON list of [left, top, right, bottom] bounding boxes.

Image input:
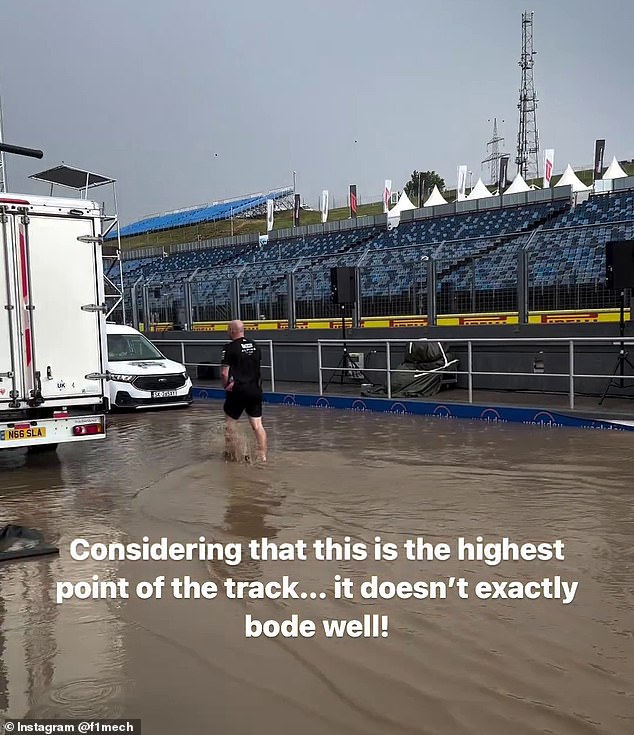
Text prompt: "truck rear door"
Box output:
[[0, 207, 22, 407], [18, 211, 106, 404]]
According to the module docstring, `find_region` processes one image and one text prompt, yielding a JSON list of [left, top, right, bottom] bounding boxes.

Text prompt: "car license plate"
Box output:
[[152, 390, 177, 398], [1, 427, 47, 441]]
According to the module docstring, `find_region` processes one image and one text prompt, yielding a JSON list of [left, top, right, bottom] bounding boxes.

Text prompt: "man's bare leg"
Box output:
[[248, 416, 267, 462], [224, 416, 239, 461]]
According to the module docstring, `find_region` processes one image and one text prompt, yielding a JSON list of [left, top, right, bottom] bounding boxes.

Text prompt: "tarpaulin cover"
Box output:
[[361, 341, 457, 398], [0, 524, 59, 562]]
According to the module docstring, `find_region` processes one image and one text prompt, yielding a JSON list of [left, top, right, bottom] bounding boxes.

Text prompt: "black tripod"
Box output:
[[324, 303, 366, 391], [599, 289, 634, 405]]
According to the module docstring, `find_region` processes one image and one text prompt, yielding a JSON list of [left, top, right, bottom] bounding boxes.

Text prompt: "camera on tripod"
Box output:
[[600, 240, 634, 404]]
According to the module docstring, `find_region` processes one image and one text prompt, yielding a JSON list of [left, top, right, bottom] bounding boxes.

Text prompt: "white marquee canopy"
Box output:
[[503, 172, 531, 194], [602, 156, 627, 180], [423, 184, 448, 207], [466, 178, 493, 200], [555, 164, 590, 192]]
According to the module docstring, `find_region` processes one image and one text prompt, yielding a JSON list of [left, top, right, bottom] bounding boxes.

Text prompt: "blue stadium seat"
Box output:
[[118, 191, 634, 318]]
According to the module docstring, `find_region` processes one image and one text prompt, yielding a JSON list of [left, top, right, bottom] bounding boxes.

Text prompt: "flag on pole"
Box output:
[[321, 190, 329, 223], [349, 185, 357, 218], [498, 155, 510, 193], [383, 180, 392, 213], [293, 194, 301, 227], [418, 173, 426, 208], [593, 139, 606, 181], [543, 149, 554, 188], [457, 165, 467, 201], [266, 199, 274, 232]]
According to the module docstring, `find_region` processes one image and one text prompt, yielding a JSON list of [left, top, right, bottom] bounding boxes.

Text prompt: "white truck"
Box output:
[[0, 189, 108, 454]]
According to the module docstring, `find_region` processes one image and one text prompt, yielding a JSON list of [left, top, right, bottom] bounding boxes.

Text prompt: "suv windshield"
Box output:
[[108, 333, 165, 362]]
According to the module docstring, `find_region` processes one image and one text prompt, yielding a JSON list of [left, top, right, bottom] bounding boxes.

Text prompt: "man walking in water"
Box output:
[[220, 320, 267, 463]]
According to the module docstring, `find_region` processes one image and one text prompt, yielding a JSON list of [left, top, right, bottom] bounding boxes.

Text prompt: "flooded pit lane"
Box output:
[[0, 402, 633, 734]]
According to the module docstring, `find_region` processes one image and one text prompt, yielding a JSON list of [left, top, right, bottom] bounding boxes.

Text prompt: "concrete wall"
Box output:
[[151, 321, 634, 397]]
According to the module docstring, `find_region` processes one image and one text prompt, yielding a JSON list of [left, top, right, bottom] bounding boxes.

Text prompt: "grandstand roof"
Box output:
[[110, 187, 293, 240], [603, 156, 627, 180], [556, 164, 589, 192], [424, 185, 447, 207]]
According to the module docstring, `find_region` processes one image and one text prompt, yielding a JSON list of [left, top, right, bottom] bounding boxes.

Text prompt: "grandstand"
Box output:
[[107, 186, 293, 241], [103, 170, 634, 331]]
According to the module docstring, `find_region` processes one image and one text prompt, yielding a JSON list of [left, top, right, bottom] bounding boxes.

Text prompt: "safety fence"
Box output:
[[152, 335, 634, 411]]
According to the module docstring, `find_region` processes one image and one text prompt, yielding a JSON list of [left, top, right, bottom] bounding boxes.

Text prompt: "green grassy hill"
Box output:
[[118, 161, 634, 253]]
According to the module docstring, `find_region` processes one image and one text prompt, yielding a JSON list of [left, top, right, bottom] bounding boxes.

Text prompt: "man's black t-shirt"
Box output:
[[221, 337, 262, 392]]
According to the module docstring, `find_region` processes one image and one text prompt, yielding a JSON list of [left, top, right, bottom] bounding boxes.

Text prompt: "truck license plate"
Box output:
[[1, 427, 47, 441], [152, 390, 177, 398]]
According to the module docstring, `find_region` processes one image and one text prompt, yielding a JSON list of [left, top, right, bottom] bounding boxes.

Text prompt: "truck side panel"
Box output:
[[21, 214, 105, 403]]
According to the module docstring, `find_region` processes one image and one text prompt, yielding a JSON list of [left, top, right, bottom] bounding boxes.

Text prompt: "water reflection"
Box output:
[[0, 403, 632, 733]]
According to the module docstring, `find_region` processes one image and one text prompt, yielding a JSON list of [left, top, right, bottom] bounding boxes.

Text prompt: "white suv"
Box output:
[[105, 324, 193, 410]]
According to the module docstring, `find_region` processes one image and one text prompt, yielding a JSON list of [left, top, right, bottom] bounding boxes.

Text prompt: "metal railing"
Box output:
[[316, 337, 634, 409], [152, 339, 275, 392]]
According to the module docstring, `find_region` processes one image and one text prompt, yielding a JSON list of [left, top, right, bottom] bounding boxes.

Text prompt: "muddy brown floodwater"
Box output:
[[1, 402, 633, 734]]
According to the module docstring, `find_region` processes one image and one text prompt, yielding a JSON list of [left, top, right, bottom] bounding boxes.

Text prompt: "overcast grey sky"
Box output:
[[0, 0, 631, 224]]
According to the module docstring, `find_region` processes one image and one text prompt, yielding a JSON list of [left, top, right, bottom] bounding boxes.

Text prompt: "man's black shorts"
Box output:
[[224, 387, 263, 420]]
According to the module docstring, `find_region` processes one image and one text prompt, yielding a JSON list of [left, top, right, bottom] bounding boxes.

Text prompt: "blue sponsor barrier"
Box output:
[[192, 386, 634, 432]]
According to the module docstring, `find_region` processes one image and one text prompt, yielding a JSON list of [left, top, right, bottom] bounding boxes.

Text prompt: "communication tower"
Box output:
[[515, 11, 540, 181], [482, 118, 506, 186]]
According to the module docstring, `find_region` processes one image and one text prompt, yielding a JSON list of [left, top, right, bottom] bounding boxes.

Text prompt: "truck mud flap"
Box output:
[[0, 523, 59, 562]]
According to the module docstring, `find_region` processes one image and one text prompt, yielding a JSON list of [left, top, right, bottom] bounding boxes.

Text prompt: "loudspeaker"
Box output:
[[330, 267, 357, 304], [606, 240, 634, 290]]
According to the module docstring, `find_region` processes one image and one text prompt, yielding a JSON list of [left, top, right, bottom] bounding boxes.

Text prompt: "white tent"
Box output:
[[465, 178, 493, 200], [386, 190, 416, 230], [503, 172, 530, 195], [423, 184, 448, 207], [555, 164, 590, 192], [602, 156, 627, 180], [388, 190, 416, 215]]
